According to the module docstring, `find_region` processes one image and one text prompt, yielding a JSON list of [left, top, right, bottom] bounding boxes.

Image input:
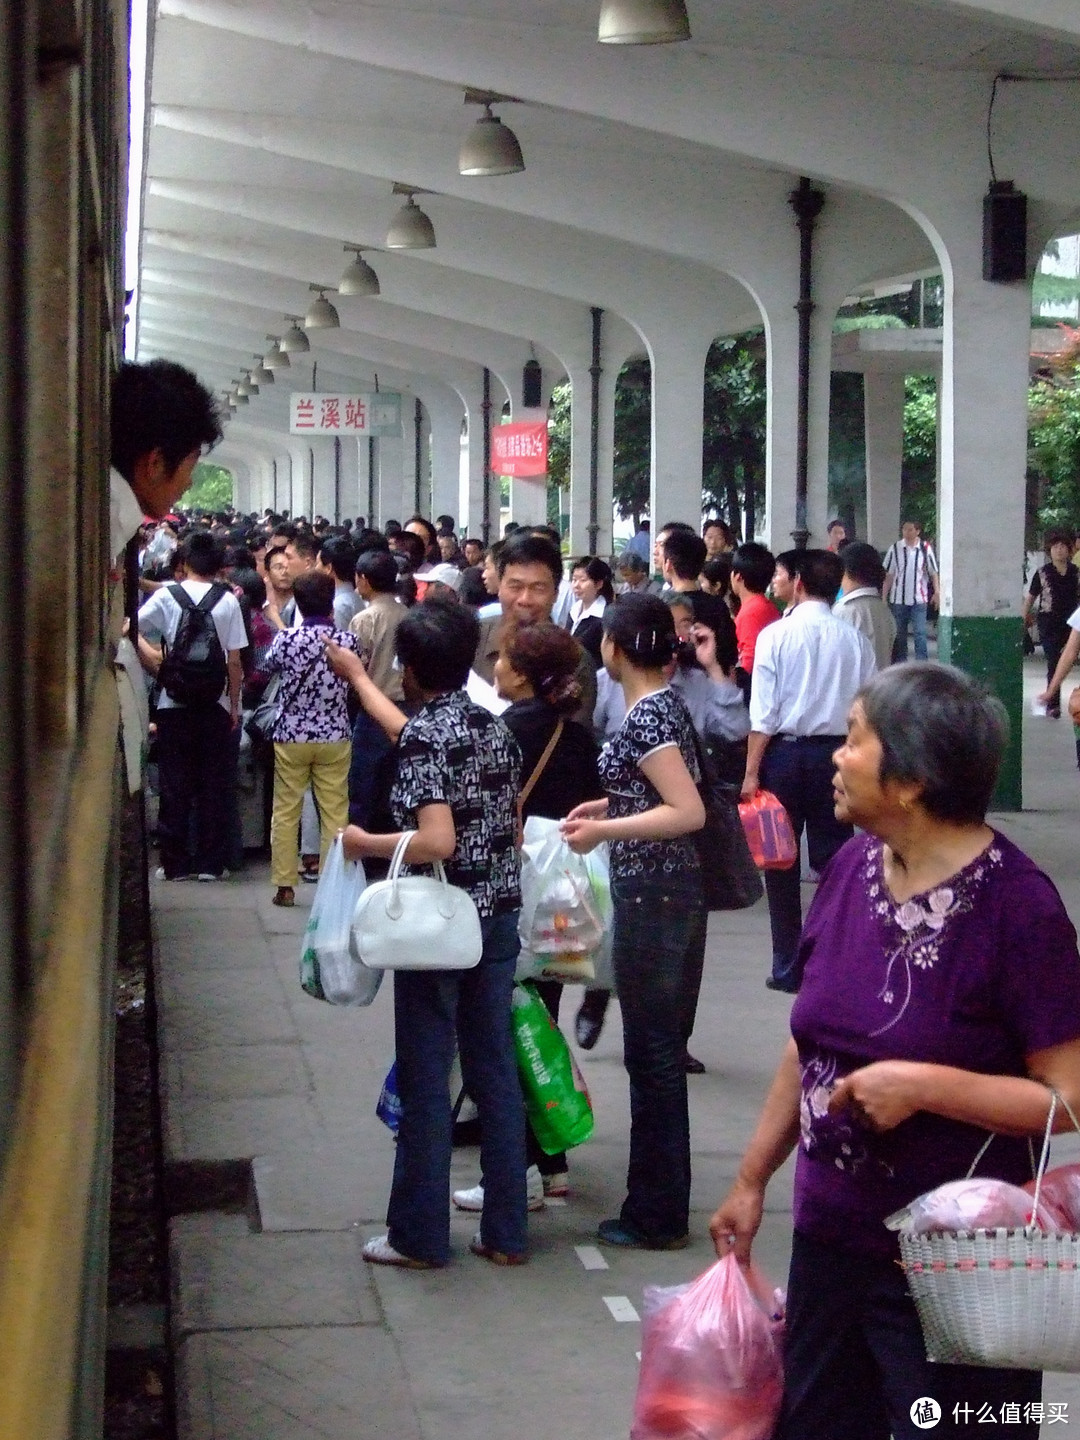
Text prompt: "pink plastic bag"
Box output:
[[1023, 1163, 1080, 1230], [885, 1177, 1057, 1235], [631, 1255, 784, 1440], [737, 791, 797, 871]]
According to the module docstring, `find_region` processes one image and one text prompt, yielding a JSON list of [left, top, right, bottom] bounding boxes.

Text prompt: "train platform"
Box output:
[[152, 659, 1080, 1440]]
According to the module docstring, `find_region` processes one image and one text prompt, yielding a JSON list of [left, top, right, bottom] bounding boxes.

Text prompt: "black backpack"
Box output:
[[158, 583, 229, 707]]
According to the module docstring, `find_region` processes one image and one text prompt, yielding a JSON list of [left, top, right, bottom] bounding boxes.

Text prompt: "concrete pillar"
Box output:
[[761, 308, 799, 552], [567, 366, 616, 558], [311, 438, 336, 520], [338, 436, 360, 524], [864, 371, 906, 551], [427, 396, 463, 527], [936, 252, 1032, 810], [508, 398, 550, 533], [401, 406, 419, 520], [806, 304, 835, 546], [649, 338, 706, 532], [462, 382, 493, 541], [377, 433, 404, 529], [231, 459, 251, 513]]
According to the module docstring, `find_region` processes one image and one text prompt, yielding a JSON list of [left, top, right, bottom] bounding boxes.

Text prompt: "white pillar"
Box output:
[[649, 338, 707, 530], [338, 436, 360, 524], [401, 404, 419, 520], [864, 370, 906, 551], [311, 438, 336, 520], [567, 366, 616, 557], [762, 307, 799, 552], [428, 398, 463, 527], [806, 304, 835, 546], [377, 433, 404, 529]]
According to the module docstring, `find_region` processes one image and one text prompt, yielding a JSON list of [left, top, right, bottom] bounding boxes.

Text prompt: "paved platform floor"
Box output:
[[153, 660, 1080, 1439]]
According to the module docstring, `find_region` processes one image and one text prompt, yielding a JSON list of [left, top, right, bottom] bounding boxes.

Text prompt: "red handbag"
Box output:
[[737, 790, 798, 870]]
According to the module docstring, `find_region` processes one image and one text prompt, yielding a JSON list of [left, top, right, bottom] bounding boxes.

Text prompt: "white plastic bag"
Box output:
[[516, 817, 612, 984], [299, 835, 380, 1006]]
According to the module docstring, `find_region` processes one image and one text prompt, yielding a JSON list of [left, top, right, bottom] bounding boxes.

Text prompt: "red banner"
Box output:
[[492, 421, 548, 477]]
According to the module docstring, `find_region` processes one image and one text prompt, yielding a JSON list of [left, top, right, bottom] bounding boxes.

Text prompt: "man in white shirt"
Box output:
[[139, 531, 247, 880], [884, 519, 939, 662], [742, 549, 877, 992]]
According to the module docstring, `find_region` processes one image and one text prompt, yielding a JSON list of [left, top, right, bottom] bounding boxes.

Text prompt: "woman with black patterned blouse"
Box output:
[[328, 599, 528, 1270], [563, 591, 706, 1250]]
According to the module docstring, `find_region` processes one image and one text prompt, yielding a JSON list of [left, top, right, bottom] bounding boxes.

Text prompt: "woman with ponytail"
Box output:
[[457, 621, 606, 1203], [562, 591, 706, 1250]]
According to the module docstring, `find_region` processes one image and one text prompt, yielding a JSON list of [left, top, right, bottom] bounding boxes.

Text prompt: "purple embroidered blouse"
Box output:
[[789, 831, 1080, 1257]]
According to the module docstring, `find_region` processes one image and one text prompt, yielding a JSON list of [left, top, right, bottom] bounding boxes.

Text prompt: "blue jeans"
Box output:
[[776, 1232, 1040, 1439], [348, 707, 393, 827], [387, 910, 527, 1264], [612, 879, 705, 1242], [891, 602, 929, 661], [760, 736, 852, 991]]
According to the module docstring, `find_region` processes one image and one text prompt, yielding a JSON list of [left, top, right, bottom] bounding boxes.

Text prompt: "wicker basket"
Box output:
[[898, 1091, 1080, 1372]]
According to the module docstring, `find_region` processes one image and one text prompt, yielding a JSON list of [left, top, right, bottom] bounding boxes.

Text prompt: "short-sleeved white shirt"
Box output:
[[138, 580, 247, 712]]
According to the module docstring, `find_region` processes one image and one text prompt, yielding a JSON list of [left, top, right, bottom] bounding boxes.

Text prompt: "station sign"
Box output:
[[289, 393, 401, 436]]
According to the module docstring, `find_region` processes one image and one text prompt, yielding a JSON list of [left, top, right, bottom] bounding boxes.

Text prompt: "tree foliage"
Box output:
[[1029, 326, 1080, 535], [180, 462, 234, 512]]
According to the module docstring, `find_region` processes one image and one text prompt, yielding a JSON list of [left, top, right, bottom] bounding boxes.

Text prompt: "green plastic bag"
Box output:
[[511, 982, 594, 1154]]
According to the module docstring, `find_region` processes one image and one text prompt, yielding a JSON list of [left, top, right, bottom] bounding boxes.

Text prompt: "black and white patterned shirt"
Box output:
[[598, 686, 701, 890], [884, 539, 938, 606], [391, 691, 521, 917]]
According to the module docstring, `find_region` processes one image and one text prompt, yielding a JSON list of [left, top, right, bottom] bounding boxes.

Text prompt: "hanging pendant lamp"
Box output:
[[304, 285, 340, 330], [280, 316, 310, 353], [459, 104, 525, 176], [598, 0, 690, 43], [252, 354, 275, 385], [264, 336, 291, 369], [386, 191, 436, 250], [339, 245, 381, 296], [236, 375, 254, 397]]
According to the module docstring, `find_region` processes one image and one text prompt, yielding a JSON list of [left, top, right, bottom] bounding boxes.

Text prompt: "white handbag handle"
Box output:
[[385, 831, 457, 920]]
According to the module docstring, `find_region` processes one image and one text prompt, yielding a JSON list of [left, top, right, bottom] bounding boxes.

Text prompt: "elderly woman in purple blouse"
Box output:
[[710, 663, 1080, 1440]]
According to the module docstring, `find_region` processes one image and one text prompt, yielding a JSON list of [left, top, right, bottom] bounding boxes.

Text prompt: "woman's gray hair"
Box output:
[[858, 662, 1009, 824]]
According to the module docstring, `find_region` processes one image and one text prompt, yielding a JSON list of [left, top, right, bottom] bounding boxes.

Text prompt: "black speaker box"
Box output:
[[982, 182, 1027, 283], [522, 358, 543, 409]]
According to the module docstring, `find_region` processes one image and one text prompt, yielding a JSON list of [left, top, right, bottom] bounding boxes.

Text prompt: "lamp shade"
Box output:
[[386, 195, 436, 249], [459, 107, 525, 176], [236, 375, 253, 397], [252, 356, 275, 384], [264, 337, 291, 369], [242, 371, 260, 395], [598, 0, 690, 43], [232, 387, 249, 405], [304, 290, 340, 330], [339, 249, 381, 297], [280, 319, 310, 353]]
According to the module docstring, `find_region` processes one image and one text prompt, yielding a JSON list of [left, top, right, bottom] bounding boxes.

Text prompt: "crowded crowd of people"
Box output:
[[116, 359, 1080, 1435]]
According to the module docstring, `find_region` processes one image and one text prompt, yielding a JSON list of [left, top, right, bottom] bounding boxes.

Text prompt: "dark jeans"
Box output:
[[387, 910, 527, 1265], [776, 1231, 1041, 1440], [760, 736, 852, 990], [348, 706, 393, 827], [155, 704, 234, 878], [891, 602, 929, 662], [1039, 618, 1069, 712], [612, 878, 705, 1242]]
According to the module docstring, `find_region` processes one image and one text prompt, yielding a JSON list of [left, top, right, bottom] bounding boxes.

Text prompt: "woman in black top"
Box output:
[[1023, 528, 1080, 718], [497, 621, 604, 1198]]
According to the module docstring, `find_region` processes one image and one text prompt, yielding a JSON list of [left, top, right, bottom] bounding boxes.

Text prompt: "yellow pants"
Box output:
[[271, 740, 351, 887]]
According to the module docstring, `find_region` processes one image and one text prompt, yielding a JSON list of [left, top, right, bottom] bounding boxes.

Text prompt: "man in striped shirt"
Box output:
[[884, 520, 939, 661]]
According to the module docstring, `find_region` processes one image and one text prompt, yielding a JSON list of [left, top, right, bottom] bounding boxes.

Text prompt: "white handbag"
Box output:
[[351, 832, 483, 972]]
